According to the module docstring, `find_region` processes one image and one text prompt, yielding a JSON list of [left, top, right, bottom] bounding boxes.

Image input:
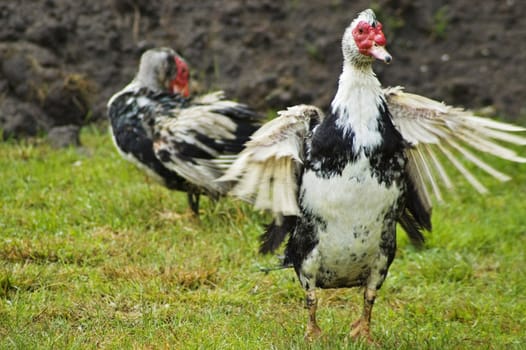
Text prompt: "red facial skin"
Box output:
[[352, 21, 387, 56], [170, 56, 190, 97]]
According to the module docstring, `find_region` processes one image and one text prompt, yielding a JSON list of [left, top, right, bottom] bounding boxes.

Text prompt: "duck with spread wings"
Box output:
[[218, 9, 526, 341]]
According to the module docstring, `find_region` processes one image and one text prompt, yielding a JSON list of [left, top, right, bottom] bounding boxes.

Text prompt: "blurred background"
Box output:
[[1, 0, 524, 145]]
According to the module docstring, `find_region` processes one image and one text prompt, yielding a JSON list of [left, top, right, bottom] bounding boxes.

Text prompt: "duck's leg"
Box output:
[[187, 192, 200, 216], [350, 287, 376, 342], [304, 288, 322, 341]]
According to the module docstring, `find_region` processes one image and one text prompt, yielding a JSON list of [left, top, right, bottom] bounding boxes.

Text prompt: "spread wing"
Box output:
[[152, 91, 261, 197], [217, 105, 323, 222], [385, 86, 526, 205]]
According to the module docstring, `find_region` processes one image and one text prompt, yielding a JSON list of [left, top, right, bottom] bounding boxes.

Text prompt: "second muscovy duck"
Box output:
[[108, 47, 262, 214], [219, 9, 526, 341]]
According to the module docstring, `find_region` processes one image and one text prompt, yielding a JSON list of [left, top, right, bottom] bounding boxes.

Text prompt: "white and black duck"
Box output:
[[108, 47, 262, 214], [219, 9, 526, 341]]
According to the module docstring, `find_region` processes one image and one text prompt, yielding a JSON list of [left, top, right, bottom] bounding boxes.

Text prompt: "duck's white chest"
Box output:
[[299, 157, 402, 288]]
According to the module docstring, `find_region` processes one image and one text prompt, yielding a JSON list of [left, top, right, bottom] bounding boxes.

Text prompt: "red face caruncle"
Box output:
[[352, 21, 387, 55], [170, 56, 190, 97]]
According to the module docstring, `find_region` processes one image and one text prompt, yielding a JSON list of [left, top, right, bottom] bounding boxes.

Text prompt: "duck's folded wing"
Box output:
[[217, 105, 323, 222], [385, 86, 526, 204], [152, 94, 258, 196]]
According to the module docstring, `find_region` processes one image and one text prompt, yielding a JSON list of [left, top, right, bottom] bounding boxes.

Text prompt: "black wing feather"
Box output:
[[398, 174, 432, 246], [260, 215, 298, 254]]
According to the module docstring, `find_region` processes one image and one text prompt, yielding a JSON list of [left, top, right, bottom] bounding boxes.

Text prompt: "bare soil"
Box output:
[[1, 0, 525, 140]]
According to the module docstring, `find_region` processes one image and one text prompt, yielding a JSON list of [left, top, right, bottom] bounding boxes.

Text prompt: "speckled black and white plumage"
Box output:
[[284, 103, 409, 292], [219, 8, 525, 341], [220, 9, 430, 341], [108, 47, 262, 214], [108, 88, 191, 191]]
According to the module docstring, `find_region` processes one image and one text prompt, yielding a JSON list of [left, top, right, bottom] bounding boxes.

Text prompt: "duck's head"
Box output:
[[341, 9, 392, 66], [135, 47, 190, 97]]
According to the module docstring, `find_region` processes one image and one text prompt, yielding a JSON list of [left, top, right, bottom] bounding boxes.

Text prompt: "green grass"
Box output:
[[1, 126, 525, 349]]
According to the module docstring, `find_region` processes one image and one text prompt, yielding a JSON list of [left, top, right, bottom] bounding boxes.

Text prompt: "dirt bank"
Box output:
[[1, 0, 525, 140]]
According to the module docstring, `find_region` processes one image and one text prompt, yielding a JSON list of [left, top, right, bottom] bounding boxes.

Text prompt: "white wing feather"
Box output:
[[218, 105, 323, 222], [386, 86, 526, 201]]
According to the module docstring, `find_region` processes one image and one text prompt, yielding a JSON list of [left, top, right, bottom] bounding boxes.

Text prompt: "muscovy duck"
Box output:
[[218, 9, 526, 341], [107, 47, 262, 214]]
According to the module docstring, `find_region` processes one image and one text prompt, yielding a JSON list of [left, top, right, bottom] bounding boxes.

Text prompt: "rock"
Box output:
[[0, 42, 61, 102], [42, 75, 95, 126], [47, 125, 81, 148], [0, 42, 95, 139], [1, 52, 34, 99], [1, 98, 50, 139], [2, 112, 38, 139]]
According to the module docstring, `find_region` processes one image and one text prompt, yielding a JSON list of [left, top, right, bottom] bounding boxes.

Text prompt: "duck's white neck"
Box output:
[[107, 79, 143, 107], [330, 63, 385, 152], [107, 74, 161, 108], [131, 72, 163, 91]]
